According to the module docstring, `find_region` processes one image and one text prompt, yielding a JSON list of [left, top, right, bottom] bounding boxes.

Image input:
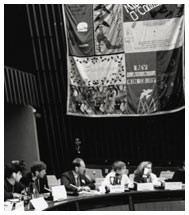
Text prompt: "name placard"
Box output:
[[52, 185, 67, 201], [4, 202, 14, 211], [164, 182, 182, 190], [30, 197, 48, 211], [15, 201, 24, 211], [109, 185, 124, 193], [137, 183, 154, 191]]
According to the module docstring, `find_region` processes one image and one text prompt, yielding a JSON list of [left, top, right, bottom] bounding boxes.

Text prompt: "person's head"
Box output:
[[5, 163, 25, 183], [31, 161, 47, 178], [135, 161, 152, 176], [72, 158, 86, 175], [112, 161, 127, 175]]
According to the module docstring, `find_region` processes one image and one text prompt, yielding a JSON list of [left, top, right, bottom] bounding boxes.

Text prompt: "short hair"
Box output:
[[112, 161, 126, 171], [72, 158, 84, 169], [30, 161, 47, 173], [5, 163, 26, 178]]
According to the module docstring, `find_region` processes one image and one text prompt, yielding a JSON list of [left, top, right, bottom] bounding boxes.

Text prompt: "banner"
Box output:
[[63, 4, 185, 117]]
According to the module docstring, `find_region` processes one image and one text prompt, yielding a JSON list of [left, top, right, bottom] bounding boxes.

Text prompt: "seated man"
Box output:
[[21, 161, 49, 194], [4, 162, 25, 201], [61, 158, 95, 192], [102, 161, 133, 189], [168, 161, 185, 183]]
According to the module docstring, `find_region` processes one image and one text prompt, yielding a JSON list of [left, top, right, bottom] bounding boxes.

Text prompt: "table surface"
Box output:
[[44, 188, 185, 211]]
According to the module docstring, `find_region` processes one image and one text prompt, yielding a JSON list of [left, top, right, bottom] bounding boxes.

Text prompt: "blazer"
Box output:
[[4, 179, 25, 201], [20, 172, 49, 193], [61, 170, 95, 191], [169, 168, 185, 183]]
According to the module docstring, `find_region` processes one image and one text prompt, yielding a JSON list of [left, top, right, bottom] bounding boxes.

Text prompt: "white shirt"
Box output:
[[102, 171, 133, 188]]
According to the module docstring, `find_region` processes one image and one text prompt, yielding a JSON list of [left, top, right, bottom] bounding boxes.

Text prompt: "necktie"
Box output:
[[76, 176, 80, 187]]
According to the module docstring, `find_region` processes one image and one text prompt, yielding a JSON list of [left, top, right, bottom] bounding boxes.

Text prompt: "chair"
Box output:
[[85, 168, 103, 181], [159, 171, 175, 180], [46, 175, 59, 189]]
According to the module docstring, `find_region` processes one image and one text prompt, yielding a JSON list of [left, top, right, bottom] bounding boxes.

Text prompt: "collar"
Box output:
[[72, 170, 79, 178]]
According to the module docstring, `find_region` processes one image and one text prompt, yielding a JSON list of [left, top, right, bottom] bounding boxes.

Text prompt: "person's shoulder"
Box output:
[[61, 170, 72, 177], [105, 171, 115, 177]]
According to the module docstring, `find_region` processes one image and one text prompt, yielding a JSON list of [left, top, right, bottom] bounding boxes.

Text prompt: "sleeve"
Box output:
[[83, 175, 95, 190], [61, 173, 77, 192], [150, 173, 160, 185], [4, 190, 13, 201], [15, 182, 25, 193], [4, 182, 13, 201]]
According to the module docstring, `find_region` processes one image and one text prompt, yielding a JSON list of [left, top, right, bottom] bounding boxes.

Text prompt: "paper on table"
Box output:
[[15, 201, 24, 211]]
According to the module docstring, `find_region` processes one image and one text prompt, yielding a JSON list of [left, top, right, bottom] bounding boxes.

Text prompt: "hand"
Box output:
[[13, 193, 22, 199], [81, 186, 91, 192], [143, 168, 150, 176], [76, 186, 82, 192]]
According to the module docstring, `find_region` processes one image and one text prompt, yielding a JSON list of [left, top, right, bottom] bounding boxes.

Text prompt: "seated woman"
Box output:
[[102, 161, 133, 189], [134, 161, 159, 184], [4, 162, 25, 201]]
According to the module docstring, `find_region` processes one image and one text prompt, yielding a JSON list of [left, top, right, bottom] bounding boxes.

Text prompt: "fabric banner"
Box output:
[[93, 4, 124, 55], [64, 5, 94, 56], [63, 4, 185, 117]]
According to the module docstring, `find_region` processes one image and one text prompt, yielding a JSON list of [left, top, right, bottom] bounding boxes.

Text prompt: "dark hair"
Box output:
[[112, 161, 126, 171], [30, 161, 47, 173], [72, 158, 84, 169], [5, 163, 26, 178]]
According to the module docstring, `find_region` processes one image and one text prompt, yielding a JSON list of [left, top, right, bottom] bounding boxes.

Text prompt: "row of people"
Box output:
[[4, 158, 184, 200], [60, 158, 159, 192]]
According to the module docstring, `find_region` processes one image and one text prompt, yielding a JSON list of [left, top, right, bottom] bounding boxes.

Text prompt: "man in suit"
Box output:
[[4, 162, 25, 200], [21, 161, 49, 194], [170, 161, 185, 183], [61, 158, 95, 192]]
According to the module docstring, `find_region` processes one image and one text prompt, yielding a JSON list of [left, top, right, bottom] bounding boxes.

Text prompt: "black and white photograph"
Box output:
[[3, 2, 186, 212]]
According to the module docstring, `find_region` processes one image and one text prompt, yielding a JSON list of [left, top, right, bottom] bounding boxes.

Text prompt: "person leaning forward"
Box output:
[[61, 158, 95, 192]]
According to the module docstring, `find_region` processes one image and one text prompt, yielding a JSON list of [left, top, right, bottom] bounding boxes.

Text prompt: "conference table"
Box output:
[[42, 188, 185, 211]]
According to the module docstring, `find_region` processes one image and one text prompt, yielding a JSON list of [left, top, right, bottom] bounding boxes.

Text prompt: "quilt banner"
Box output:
[[63, 4, 185, 117]]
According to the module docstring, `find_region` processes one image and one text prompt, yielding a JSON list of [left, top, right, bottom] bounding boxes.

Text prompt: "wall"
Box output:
[[4, 104, 40, 171]]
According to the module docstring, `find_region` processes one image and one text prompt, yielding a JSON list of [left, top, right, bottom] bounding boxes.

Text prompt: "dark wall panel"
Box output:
[[4, 104, 40, 171]]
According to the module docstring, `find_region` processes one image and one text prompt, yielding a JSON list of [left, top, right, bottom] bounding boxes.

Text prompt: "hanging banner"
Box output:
[[63, 4, 185, 117], [93, 4, 124, 55], [64, 5, 94, 56], [126, 52, 158, 114]]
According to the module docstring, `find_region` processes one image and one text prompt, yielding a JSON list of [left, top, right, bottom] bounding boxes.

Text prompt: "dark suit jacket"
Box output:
[[61, 170, 95, 191], [169, 168, 185, 183], [20, 172, 49, 193], [4, 179, 25, 201]]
